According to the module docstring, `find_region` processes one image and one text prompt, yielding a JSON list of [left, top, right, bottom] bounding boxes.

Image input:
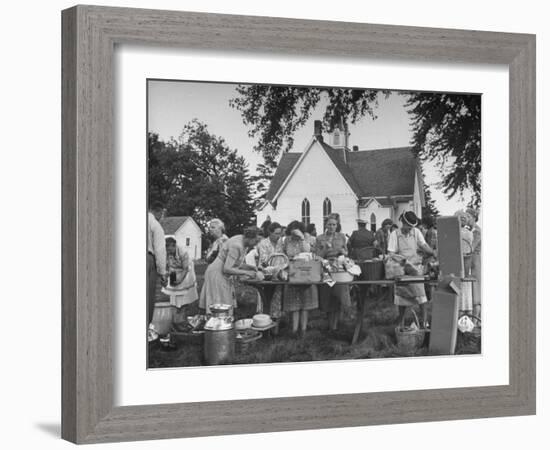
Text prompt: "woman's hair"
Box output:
[[326, 213, 342, 232], [150, 201, 164, 213], [286, 220, 306, 235], [268, 221, 282, 234], [465, 208, 479, 222], [243, 226, 261, 239], [260, 219, 272, 237], [422, 216, 436, 229], [165, 236, 177, 245], [381, 218, 394, 228], [305, 223, 316, 235], [209, 218, 225, 233]]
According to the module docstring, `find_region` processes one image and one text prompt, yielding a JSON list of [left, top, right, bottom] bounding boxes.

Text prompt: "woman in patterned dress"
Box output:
[[316, 216, 350, 331], [282, 220, 319, 336]]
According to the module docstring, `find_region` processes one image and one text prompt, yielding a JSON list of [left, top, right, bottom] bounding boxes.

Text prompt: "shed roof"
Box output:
[[160, 216, 191, 235]]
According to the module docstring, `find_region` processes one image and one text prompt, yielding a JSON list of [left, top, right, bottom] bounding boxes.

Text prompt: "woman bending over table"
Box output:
[[199, 227, 262, 314]]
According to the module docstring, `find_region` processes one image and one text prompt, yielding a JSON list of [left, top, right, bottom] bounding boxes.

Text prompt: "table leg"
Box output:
[[352, 286, 368, 345], [254, 286, 268, 314]]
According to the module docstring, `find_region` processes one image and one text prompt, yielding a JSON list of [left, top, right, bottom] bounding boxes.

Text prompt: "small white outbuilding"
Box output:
[[160, 216, 202, 260]]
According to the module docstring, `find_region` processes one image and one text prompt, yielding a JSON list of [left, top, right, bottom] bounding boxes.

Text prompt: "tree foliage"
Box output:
[[404, 92, 481, 207], [229, 85, 382, 196], [422, 184, 440, 219], [148, 120, 255, 236], [231, 85, 481, 208]]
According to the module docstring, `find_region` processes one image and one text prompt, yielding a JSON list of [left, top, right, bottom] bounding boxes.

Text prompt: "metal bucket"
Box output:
[[359, 260, 385, 280], [150, 302, 175, 335], [204, 329, 235, 365]]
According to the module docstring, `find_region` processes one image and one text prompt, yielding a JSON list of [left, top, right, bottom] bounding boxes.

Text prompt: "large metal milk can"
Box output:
[[204, 304, 235, 365]]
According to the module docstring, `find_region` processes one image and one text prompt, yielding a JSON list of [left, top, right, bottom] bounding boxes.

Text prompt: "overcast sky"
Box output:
[[148, 80, 475, 215]]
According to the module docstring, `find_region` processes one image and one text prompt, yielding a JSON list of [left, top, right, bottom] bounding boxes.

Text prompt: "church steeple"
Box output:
[[329, 117, 350, 150], [328, 117, 350, 164]]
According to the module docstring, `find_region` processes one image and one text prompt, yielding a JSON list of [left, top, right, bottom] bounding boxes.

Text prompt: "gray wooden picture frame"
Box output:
[[61, 5, 536, 444]]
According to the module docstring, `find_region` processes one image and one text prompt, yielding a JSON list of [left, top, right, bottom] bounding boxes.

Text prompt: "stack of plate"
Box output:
[[252, 314, 272, 328]]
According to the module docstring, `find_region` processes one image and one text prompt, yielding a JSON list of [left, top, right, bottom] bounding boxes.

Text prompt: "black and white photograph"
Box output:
[[146, 80, 482, 368]]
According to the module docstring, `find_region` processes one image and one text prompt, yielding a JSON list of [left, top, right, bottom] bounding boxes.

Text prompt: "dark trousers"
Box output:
[[147, 253, 157, 325], [263, 285, 276, 313]]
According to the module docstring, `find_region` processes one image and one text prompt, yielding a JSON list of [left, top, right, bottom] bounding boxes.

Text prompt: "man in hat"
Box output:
[[387, 211, 436, 328], [347, 218, 376, 261]]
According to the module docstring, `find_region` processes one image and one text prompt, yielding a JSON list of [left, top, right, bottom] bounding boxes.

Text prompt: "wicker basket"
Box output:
[[235, 329, 262, 354], [395, 309, 426, 355]]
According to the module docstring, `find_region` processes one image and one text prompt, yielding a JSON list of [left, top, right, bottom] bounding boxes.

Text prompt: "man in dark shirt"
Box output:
[[347, 219, 376, 261]]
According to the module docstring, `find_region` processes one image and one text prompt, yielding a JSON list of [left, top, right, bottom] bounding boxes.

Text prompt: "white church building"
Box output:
[[256, 120, 425, 234]]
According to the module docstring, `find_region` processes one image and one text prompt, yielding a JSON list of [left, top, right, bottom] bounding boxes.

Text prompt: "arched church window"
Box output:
[[301, 198, 310, 226], [323, 197, 332, 223], [370, 213, 377, 233]]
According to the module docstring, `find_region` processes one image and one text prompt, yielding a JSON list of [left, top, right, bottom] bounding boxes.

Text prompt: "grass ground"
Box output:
[[149, 263, 480, 368]]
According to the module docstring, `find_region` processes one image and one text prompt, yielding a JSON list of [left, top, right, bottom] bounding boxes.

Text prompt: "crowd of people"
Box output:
[[147, 201, 482, 337]]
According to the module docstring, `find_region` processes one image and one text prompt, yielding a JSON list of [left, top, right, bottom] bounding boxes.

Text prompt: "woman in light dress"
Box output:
[[466, 208, 482, 318], [199, 227, 262, 314], [455, 210, 474, 314]]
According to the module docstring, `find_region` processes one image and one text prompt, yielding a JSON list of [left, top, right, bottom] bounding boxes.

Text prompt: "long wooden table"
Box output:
[[244, 277, 477, 344]]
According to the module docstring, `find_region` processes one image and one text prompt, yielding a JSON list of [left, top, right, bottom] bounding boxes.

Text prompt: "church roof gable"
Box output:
[[265, 152, 301, 202], [264, 142, 418, 202]]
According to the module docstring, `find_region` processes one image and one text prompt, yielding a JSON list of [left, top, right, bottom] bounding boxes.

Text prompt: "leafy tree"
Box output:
[[422, 184, 439, 219], [229, 85, 383, 197], [231, 85, 481, 208], [404, 92, 481, 207], [148, 120, 255, 236]]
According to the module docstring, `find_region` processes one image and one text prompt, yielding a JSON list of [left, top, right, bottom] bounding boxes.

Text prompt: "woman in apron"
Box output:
[[162, 237, 199, 308], [387, 211, 436, 328]]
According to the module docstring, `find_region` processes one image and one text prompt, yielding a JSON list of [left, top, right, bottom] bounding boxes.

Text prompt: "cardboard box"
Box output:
[[288, 260, 322, 283]]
